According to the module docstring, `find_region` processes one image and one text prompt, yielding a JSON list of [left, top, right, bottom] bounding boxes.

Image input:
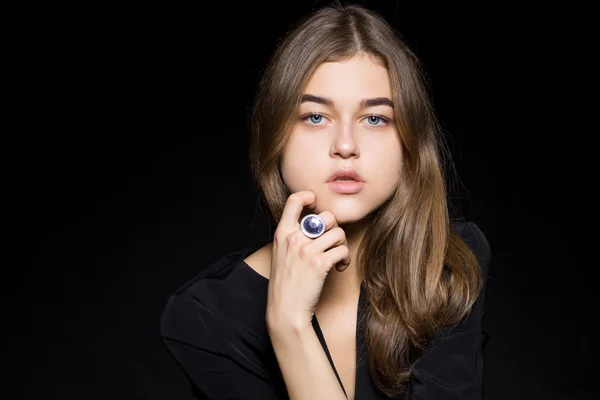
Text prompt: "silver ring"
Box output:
[[300, 214, 326, 239]]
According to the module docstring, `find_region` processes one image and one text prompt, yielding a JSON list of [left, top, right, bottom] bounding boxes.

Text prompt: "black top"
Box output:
[[160, 220, 491, 399]]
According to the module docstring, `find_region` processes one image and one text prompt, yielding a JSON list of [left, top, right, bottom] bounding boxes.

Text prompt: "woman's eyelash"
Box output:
[[365, 115, 391, 124], [299, 113, 325, 122], [299, 113, 391, 124]]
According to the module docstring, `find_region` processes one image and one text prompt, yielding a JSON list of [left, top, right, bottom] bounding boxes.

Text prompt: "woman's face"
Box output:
[[280, 54, 403, 225]]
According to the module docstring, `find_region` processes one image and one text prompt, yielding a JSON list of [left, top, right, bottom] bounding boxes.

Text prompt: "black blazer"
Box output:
[[160, 220, 491, 399]]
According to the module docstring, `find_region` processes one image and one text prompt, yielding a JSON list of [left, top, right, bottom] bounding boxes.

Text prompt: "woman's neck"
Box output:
[[319, 218, 369, 307]]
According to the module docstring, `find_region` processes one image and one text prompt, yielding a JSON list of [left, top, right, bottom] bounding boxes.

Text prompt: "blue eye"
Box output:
[[367, 116, 382, 125], [309, 114, 323, 124]]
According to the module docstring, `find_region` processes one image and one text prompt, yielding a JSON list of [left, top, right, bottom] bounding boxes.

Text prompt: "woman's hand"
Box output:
[[265, 190, 351, 334]]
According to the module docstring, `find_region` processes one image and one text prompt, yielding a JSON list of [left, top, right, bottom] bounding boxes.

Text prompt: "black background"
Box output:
[[9, 1, 594, 399]]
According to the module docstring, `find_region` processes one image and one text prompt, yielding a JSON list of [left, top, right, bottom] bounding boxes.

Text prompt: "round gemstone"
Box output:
[[302, 215, 324, 236]]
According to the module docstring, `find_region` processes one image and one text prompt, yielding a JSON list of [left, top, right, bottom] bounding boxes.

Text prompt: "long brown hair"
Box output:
[[248, 3, 483, 397]]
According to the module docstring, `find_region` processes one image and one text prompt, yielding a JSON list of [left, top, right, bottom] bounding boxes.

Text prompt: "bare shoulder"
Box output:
[[243, 241, 273, 280]]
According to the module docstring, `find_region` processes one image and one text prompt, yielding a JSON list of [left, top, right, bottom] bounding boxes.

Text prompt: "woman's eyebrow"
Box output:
[[301, 94, 394, 109]]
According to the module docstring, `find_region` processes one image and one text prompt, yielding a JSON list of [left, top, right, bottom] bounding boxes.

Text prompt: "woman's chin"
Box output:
[[316, 202, 369, 225]]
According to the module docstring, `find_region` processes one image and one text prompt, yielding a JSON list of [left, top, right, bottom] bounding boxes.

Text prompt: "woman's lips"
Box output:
[[326, 180, 365, 194]]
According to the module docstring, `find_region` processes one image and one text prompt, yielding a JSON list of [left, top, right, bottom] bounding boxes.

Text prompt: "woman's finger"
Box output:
[[323, 244, 351, 273], [277, 191, 317, 233]]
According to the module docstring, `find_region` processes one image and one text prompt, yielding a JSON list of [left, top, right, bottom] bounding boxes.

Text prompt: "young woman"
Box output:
[[160, 3, 491, 399]]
